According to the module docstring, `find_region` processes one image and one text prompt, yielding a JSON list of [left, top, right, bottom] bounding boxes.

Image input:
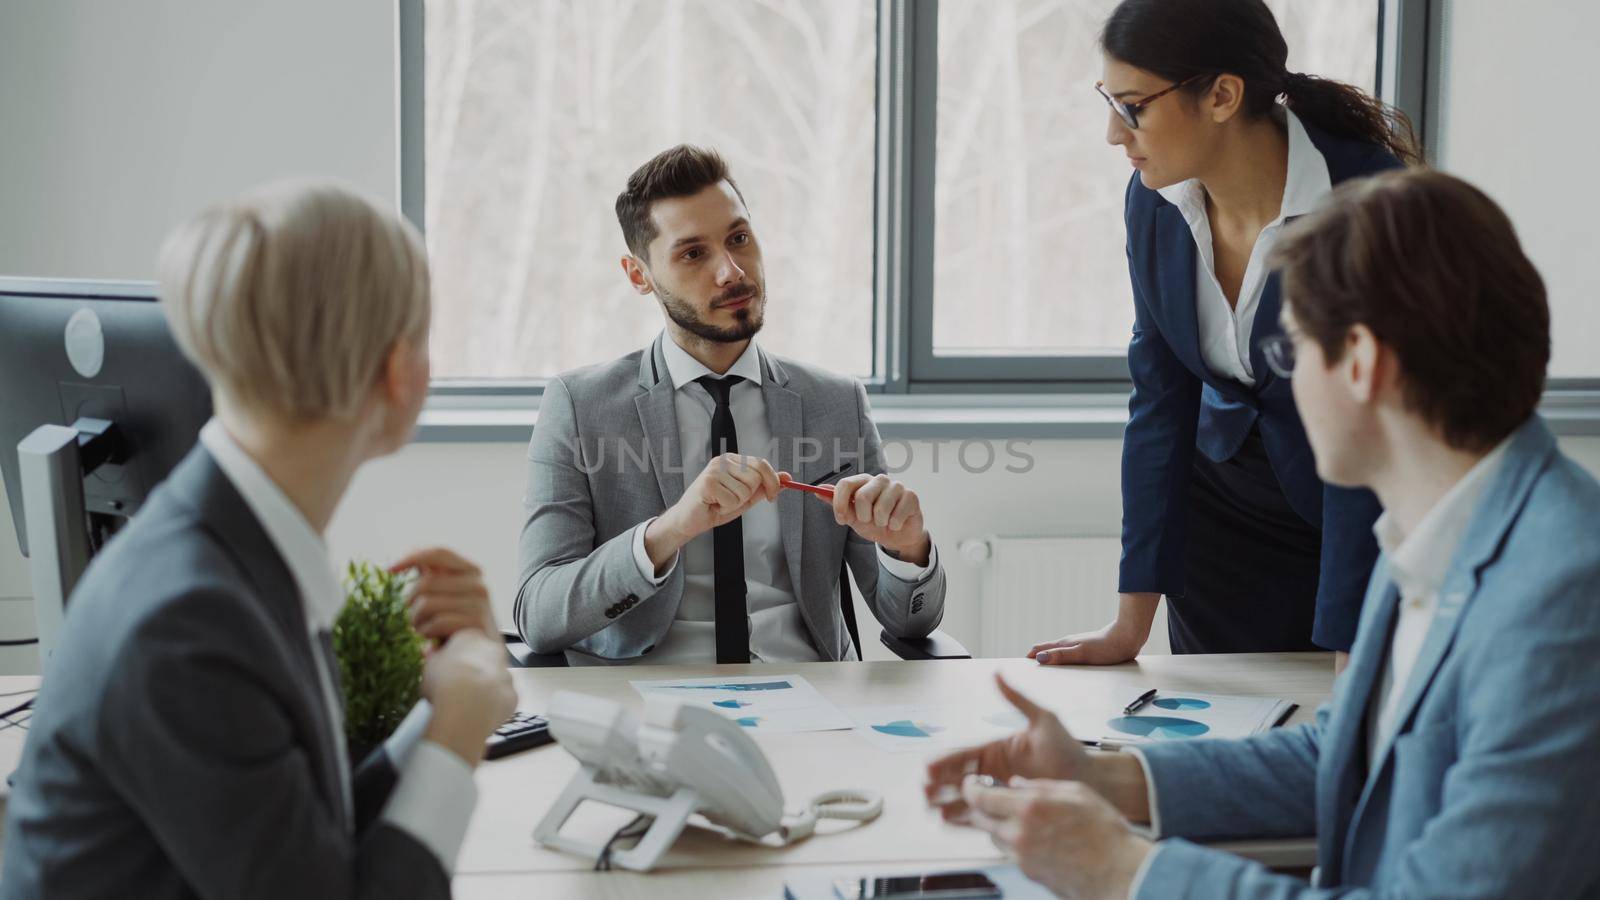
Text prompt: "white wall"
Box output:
[[1433, 0, 1600, 377], [3, 0, 1600, 673], [0, 436, 1135, 669], [6, 434, 1600, 672], [328, 436, 1600, 661], [0, 0, 396, 672], [0, 0, 396, 280], [0, 473, 41, 675]]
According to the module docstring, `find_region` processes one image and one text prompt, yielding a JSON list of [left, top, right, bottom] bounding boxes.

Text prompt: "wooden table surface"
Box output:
[[0, 652, 1335, 897], [457, 653, 1332, 896]]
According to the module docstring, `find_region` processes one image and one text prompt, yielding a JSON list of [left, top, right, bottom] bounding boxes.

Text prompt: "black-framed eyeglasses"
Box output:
[[1260, 332, 1297, 378], [1094, 73, 1209, 130]]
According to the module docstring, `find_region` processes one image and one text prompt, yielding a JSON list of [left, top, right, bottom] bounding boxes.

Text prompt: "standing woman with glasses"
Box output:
[[1030, 0, 1420, 668]]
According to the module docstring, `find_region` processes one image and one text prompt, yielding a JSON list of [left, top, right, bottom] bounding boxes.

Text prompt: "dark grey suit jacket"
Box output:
[[514, 336, 946, 662], [0, 447, 447, 899]]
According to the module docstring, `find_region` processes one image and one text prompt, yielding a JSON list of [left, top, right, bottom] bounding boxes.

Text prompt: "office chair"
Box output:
[[505, 561, 969, 667]]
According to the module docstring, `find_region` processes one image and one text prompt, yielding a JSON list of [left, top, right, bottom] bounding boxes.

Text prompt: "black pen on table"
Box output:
[[1122, 688, 1157, 715]]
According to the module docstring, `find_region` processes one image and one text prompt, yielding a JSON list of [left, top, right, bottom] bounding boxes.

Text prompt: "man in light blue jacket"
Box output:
[[924, 168, 1600, 898]]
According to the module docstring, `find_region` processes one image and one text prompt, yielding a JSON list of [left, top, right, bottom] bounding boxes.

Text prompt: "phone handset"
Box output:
[[533, 691, 882, 871], [638, 698, 785, 836]]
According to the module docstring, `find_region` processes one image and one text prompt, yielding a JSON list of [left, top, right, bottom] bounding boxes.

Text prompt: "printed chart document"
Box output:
[[989, 689, 1296, 747], [848, 691, 1296, 754], [630, 673, 853, 733], [845, 704, 1010, 754]]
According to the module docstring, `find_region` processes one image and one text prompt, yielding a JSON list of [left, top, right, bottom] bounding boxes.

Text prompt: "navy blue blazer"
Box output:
[[1118, 121, 1403, 651]]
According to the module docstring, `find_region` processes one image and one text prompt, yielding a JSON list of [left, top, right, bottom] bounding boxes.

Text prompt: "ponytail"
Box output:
[[1283, 72, 1421, 166]]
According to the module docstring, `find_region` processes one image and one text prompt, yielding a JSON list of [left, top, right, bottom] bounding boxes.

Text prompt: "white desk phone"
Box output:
[[533, 690, 884, 871]]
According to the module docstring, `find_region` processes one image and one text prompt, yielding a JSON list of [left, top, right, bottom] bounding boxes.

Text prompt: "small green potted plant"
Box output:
[[333, 560, 425, 761]]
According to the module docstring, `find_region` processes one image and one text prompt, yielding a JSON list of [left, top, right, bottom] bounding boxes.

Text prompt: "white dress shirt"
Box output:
[[615, 336, 935, 665], [1127, 436, 1512, 897], [1367, 436, 1510, 761], [1157, 107, 1332, 386], [199, 421, 477, 873]]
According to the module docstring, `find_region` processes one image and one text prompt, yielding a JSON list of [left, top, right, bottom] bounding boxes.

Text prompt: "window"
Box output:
[[422, 0, 877, 380], [408, 0, 1388, 390], [923, 0, 1380, 378]]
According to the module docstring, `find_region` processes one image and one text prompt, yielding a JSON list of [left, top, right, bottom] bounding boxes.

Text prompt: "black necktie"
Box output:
[[698, 375, 749, 664]]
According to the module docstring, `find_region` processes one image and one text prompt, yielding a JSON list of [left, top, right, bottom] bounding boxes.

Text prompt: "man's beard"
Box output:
[[656, 280, 765, 344]]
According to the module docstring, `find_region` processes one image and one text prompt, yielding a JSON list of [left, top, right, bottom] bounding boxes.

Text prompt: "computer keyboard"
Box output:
[[484, 710, 553, 760]]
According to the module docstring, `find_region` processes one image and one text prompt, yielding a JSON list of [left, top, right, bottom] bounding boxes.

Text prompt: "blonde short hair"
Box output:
[[157, 180, 431, 421]]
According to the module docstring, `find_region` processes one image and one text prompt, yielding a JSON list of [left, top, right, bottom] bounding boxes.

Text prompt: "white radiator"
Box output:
[[965, 536, 1170, 659]]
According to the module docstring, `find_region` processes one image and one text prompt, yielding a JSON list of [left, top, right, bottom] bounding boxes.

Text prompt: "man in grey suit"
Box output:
[[923, 170, 1600, 898], [515, 144, 946, 664], [1, 182, 516, 898]]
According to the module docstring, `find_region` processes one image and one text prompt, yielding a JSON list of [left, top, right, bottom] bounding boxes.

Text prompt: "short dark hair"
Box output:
[[615, 144, 745, 261], [1272, 169, 1550, 452]]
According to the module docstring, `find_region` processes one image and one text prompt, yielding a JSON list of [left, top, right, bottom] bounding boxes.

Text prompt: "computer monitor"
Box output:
[[0, 277, 212, 658]]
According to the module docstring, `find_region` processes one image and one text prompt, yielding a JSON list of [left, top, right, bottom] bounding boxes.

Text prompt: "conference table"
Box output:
[[0, 653, 1335, 897], [454, 652, 1333, 898]]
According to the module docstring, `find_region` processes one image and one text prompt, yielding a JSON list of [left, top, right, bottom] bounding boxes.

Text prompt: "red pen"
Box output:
[[778, 473, 835, 500]]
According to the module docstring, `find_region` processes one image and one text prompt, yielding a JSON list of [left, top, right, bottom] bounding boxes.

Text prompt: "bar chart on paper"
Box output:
[[630, 674, 853, 733]]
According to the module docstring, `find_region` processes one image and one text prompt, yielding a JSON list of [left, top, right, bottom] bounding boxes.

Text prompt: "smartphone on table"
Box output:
[[832, 870, 1002, 899]]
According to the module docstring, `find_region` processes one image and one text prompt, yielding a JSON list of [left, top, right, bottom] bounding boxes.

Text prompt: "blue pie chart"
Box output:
[[872, 720, 945, 739], [1107, 716, 1210, 740], [1153, 697, 1211, 711]]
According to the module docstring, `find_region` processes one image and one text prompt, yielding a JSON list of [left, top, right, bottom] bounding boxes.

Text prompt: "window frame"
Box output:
[[398, 0, 1474, 399]]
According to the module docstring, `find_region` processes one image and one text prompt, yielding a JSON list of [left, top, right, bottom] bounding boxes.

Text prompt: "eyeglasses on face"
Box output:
[[1094, 73, 1210, 130], [1260, 332, 1297, 379]]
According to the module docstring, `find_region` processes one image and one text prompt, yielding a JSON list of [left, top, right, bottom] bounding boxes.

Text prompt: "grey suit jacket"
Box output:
[[0, 447, 448, 900], [514, 336, 946, 662], [1132, 417, 1600, 898]]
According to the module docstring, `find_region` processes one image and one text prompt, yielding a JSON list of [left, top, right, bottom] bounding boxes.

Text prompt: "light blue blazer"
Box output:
[[1133, 416, 1600, 898]]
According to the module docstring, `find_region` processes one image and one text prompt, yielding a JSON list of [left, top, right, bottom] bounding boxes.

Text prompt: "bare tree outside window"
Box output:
[[932, 0, 1380, 357], [424, 0, 877, 380]]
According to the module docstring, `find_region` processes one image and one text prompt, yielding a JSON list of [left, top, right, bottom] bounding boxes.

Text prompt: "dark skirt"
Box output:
[[1167, 425, 1323, 654]]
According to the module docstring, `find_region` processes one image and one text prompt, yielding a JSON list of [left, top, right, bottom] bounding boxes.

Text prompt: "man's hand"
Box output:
[[389, 547, 496, 642], [825, 473, 931, 566], [420, 630, 517, 767], [644, 454, 782, 572], [963, 777, 1153, 900], [1028, 592, 1159, 665], [924, 674, 1094, 822], [926, 674, 1154, 826]]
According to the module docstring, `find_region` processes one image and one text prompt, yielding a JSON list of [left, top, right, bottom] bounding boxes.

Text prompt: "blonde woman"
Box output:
[[1, 182, 514, 899]]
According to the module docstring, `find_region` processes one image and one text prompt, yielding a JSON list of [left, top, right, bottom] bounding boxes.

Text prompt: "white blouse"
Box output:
[[1156, 107, 1333, 386]]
